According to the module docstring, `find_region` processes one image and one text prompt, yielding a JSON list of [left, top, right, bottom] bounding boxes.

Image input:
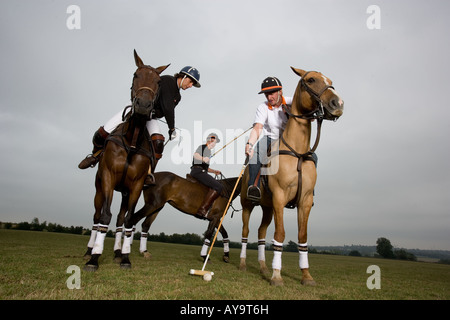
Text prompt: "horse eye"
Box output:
[[307, 77, 315, 83]]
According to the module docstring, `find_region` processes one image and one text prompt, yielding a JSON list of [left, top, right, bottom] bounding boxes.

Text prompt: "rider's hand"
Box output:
[[245, 143, 254, 158]]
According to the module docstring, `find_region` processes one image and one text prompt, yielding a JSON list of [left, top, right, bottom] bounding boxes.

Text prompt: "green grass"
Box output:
[[1, 229, 449, 300]]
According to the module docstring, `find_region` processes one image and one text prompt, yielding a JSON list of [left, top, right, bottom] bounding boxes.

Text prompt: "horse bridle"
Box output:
[[282, 71, 335, 121], [130, 66, 160, 110]]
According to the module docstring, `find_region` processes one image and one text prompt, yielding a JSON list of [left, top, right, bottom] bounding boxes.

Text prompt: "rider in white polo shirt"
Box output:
[[245, 77, 292, 202]]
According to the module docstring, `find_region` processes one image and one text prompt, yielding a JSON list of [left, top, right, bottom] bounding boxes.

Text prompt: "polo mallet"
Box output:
[[209, 127, 252, 159], [189, 155, 250, 280]]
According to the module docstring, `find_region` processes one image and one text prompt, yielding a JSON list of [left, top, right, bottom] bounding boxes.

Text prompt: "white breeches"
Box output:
[[103, 109, 162, 135]]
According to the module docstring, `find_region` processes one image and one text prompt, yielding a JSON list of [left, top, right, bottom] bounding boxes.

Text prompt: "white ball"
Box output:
[[203, 273, 212, 281]]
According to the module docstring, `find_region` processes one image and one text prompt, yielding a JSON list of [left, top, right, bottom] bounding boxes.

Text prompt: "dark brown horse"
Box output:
[[239, 67, 344, 286], [84, 50, 169, 271], [129, 171, 241, 263]]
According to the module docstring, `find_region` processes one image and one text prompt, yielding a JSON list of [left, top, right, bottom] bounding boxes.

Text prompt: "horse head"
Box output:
[[291, 67, 344, 121], [131, 50, 170, 120]]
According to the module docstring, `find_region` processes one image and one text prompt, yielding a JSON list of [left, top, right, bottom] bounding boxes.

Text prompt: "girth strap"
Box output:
[[278, 118, 322, 208]]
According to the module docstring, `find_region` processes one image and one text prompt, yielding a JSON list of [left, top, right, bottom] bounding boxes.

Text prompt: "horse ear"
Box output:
[[134, 49, 144, 67], [291, 67, 306, 77], [156, 64, 171, 75]]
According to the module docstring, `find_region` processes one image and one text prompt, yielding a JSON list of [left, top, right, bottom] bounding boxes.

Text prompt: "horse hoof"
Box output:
[[223, 255, 229, 263], [113, 250, 122, 263], [120, 263, 132, 269], [301, 279, 316, 286], [239, 265, 247, 272], [142, 251, 152, 259], [270, 278, 284, 286], [83, 264, 98, 272], [83, 254, 92, 261], [260, 267, 270, 276]]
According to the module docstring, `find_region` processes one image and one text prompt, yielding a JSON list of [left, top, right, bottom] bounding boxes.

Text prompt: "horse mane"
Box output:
[[219, 177, 241, 199]]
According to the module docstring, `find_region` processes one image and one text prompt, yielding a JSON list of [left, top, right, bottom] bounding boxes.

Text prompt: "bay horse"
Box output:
[[239, 67, 344, 286], [84, 50, 169, 271], [129, 171, 241, 263]]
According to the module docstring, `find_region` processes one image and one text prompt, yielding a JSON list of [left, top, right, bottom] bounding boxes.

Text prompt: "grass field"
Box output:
[[1, 229, 449, 300]]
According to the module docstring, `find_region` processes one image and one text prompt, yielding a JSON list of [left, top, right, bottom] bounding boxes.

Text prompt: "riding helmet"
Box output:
[[180, 66, 201, 88], [258, 76, 282, 94], [207, 132, 220, 143]]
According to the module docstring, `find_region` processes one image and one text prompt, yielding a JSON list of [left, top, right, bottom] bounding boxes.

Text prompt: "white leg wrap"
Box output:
[[258, 239, 266, 261], [223, 238, 230, 253], [140, 232, 148, 253], [87, 224, 98, 248], [201, 239, 210, 256], [272, 240, 283, 270], [92, 224, 108, 255], [113, 228, 123, 251], [121, 228, 133, 254], [299, 242, 309, 269], [240, 238, 248, 259], [272, 251, 283, 270]]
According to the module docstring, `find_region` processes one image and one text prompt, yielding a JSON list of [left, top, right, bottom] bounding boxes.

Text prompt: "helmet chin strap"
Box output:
[[271, 91, 281, 107], [179, 75, 187, 89]]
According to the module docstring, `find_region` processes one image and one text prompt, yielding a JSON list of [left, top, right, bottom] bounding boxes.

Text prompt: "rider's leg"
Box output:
[[144, 119, 163, 186], [78, 109, 124, 169]]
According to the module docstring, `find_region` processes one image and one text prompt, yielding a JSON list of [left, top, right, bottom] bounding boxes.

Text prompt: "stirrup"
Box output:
[[143, 174, 156, 188], [247, 186, 261, 203]]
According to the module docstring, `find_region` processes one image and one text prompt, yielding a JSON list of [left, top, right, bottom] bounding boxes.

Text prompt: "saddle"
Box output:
[[105, 125, 153, 160], [254, 152, 317, 209], [185, 174, 234, 199], [186, 174, 198, 184]]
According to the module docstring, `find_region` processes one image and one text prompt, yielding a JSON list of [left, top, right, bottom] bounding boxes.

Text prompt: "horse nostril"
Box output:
[[331, 98, 344, 109]]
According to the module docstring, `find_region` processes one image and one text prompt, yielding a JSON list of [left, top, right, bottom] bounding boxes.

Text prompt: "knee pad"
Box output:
[[151, 133, 165, 159]]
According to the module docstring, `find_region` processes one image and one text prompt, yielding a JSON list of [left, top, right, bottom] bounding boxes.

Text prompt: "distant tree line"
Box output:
[[376, 237, 417, 261], [1, 218, 86, 235], [2, 219, 449, 264]]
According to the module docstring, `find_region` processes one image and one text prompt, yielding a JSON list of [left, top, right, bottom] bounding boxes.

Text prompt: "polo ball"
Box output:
[[203, 273, 212, 281]]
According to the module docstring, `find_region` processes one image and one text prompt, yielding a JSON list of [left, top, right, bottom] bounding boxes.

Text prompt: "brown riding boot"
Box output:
[[78, 126, 109, 169], [196, 189, 220, 219]]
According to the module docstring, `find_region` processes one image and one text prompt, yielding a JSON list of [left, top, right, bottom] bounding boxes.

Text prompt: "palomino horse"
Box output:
[[239, 67, 344, 286], [84, 50, 169, 271], [129, 171, 241, 263]]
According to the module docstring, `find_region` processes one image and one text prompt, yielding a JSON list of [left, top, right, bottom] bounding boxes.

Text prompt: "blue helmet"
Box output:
[[180, 66, 201, 88]]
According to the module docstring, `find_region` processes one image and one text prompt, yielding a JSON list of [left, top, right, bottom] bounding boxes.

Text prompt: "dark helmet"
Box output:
[[258, 76, 282, 94], [180, 66, 201, 88]]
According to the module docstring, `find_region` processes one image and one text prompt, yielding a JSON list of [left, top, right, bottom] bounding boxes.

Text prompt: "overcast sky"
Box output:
[[1, 0, 449, 251]]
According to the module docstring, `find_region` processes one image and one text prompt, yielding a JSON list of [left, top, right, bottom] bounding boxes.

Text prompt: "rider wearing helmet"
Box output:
[[78, 66, 201, 186], [245, 77, 292, 202], [191, 133, 223, 219]]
